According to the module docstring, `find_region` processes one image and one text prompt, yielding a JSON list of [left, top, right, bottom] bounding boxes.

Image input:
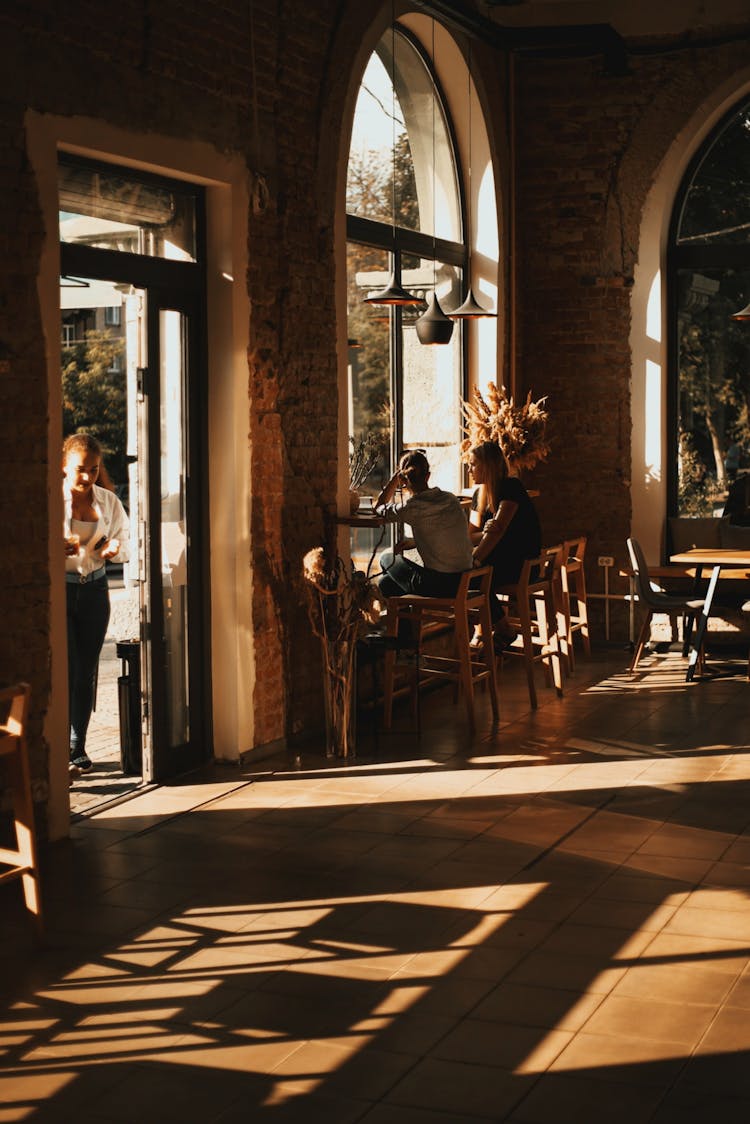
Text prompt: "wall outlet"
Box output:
[[598, 555, 614, 567]]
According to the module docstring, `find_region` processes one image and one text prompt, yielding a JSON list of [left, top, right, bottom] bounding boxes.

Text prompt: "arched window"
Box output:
[[670, 97, 750, 517], [346, 22, 466, 545]]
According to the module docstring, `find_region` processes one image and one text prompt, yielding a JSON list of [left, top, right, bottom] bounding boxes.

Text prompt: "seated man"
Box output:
[[374, 450, 473, 598]]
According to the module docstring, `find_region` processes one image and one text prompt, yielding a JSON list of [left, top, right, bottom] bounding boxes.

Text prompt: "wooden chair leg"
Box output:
[[516, 596, 538, 709], [0, 685, 43, 934], [7, 750, 43, 929], [477, 597, 499, 721], [630, 609, 653, 671], [453, 604, 475, 731], [576, 579, 591, 657], [558, 567, 574, 674], [536, 590, 563, 696], [545, 589, 564, 696], [382, 607, 399, 730], [535, 592, 553, 687]]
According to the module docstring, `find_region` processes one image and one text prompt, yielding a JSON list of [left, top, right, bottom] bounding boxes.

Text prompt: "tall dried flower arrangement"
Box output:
[[461, 382, 551, 473], [302, 547, 379, 758]]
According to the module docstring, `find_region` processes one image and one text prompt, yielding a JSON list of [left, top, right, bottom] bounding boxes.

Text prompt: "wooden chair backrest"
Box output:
[[0, 682, 30, 746], [563, 535, 587, 569]]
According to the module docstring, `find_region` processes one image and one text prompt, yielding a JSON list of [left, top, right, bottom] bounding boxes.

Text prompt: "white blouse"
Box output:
[[64, 484, 130, 578]]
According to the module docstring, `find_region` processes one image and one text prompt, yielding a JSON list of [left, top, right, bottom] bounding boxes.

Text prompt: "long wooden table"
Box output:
[[669, 548, 750, 681]]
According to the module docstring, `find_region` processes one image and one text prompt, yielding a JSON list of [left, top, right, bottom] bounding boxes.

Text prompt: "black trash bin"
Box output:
[[116, 639, 142, 775]]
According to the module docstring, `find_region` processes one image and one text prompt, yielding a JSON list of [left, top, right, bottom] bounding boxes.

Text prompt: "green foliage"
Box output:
[[676, 102, 750, 514], [62, 329, 127, 490], [678, 432, 717, 516]]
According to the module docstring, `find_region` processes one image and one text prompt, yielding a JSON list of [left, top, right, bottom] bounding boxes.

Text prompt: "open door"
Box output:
[[60, 155, 210, 795]]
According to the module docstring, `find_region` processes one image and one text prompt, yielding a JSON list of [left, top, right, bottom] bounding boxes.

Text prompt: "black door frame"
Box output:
[[60, 192, 211, 781]]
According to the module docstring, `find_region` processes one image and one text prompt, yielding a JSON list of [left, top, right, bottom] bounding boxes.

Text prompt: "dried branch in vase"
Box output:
[[349, 430, 388, 491], [461, 382, 551, 473], [302, 547, 380, 758]]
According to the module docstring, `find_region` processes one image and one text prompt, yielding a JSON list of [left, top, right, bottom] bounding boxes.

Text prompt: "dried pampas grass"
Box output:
[[461, 382, 550, 473]]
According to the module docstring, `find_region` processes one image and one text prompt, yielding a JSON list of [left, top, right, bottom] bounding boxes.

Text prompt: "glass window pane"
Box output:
[[347, 28, 461, 242], [677, 101, 750, 246], [402, 258, 463, 494], [348, 242, 393, 567], [160, 310, 190, 748], [676, 267, 750, 515], [59, 159, 197, 262]]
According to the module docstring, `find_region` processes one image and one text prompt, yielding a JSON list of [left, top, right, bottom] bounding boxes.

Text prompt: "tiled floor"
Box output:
[[68, 642, 144, 818], [3, 639, 750, 1122]]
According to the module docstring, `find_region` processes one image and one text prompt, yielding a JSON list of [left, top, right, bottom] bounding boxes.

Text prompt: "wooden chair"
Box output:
[[0, 683, 43, 933], [495, 547, 565, 709], [560, 535, 591, 671], [626, 537, 709, 673], [382, 566, 499, 732]]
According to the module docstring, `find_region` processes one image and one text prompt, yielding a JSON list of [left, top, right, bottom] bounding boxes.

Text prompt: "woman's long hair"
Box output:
[[471, 441, 509, 517], [62, 432, 116, 492]]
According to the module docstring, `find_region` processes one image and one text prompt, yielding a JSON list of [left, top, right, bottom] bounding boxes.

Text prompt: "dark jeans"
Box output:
[[377, 551, 463, 599], [66, 577, 110, 754]]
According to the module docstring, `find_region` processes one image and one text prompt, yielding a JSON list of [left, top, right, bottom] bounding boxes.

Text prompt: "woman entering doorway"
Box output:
[[63, 433, 129, 774]]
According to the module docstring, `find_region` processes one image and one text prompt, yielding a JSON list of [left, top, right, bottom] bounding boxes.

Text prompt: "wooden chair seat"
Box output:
[[382, 566, 499, 732], [0, 682, 43, 933]]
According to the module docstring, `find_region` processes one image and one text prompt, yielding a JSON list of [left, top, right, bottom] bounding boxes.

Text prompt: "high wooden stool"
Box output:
[[560, 535, 591, 670], [495, 548, 564, 709], [382, 566, 499, 732], [0, 683, 43, 933]]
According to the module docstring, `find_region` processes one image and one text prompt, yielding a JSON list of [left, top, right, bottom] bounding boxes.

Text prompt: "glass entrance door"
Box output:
[[139, 294, 204, 780], [59, 157, 208, 796], [61, 276, 208, 789]]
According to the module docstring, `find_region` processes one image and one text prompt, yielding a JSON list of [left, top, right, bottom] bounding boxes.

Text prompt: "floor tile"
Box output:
[[508, 1072, 665, 1123], [5, 648, 750, 1121], [384, 1056, 534, 1119], [578, 992, 715, 1046]]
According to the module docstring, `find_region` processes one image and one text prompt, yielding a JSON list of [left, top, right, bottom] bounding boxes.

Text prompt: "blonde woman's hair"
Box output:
[[471, 440, 509, 516]]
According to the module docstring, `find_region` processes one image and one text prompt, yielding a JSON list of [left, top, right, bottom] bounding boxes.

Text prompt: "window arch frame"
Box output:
[[667, 93, 750, 518], [345, 20, 469, 468]]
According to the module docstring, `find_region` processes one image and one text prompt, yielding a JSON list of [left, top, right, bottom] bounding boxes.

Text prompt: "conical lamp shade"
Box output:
[[415, 293, 455, 345], [731, 301, 750, 322], [448, 286, 497, 319], [364, 272, 423, 306]]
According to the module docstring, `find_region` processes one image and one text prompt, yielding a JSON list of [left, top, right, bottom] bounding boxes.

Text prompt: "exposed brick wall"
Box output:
[[0, 97, 50, 805], [3, 0, 750, 831], [0, 0, 345, 819], [512, 39, 750, 603]]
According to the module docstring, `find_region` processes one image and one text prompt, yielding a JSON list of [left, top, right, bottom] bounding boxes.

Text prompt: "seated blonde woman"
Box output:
[[374, 450, 473, 599], [468, 441, 542, 649]]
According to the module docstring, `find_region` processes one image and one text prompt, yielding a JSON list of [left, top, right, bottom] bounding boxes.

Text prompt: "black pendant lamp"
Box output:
[[448, 41, 496, 321], [416, 19, 454, 345], [731, 301, 750, 321], [364, 272, 422, 306], [416, 292, 455, 344], [363, 14, 422, 308]]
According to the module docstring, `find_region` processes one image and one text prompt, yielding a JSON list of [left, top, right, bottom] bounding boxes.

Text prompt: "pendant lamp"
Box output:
[[731, 301, 750, 321], [364, 14, 422, 307], [416, 292, 455, 344], [416, 19, 454, 345], [448, 41, 496, 320]]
